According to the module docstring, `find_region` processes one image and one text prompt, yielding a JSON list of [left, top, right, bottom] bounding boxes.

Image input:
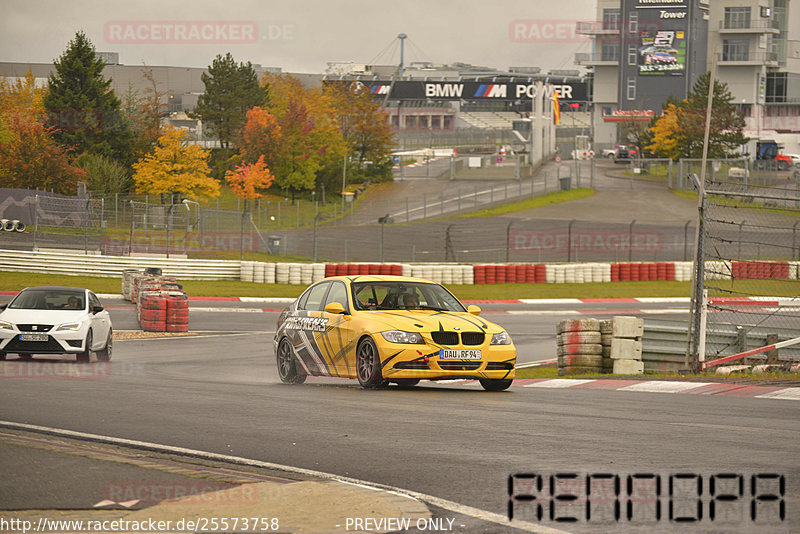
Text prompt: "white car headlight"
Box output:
[[491, 332, 511, 345], [0, 320, 14, 331], [56, 322, 84, 332], [381, 330, 424, 344]]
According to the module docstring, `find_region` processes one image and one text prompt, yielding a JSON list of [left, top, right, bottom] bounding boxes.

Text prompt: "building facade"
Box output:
[[578, 0, 800, 153]]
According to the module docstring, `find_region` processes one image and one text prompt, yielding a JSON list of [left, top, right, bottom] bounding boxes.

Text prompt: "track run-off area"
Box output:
[[1, 297, 798, 534]]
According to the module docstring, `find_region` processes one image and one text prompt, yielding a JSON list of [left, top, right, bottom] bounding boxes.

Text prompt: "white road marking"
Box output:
[[189, 307, 278, 313], [519, 299, 583, 305], [0, 421, 570, 534], [618, 381, 714, 394], [524, 379, 595, 388], [754, 389, 800, 401]]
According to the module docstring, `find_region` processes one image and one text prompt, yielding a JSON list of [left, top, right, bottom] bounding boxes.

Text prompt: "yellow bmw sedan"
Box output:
[[274, 275, 516, 390]]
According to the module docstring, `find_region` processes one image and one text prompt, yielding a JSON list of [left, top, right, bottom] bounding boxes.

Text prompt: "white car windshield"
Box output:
[[9, 289, 86, 311], [351, 282, 465, 312]]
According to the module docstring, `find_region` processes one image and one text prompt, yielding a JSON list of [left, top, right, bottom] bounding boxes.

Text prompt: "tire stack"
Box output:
[[123, 270, 190, 333], [556, 319, 603, 375], [610, 316, 644, 375], [165, 293, 189, 332], [599, 320, 613, 373], [139, 292, 167, 332]]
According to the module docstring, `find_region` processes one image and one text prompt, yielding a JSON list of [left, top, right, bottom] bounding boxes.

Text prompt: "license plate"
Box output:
[[439, 349, 481, 360], [20, 333, 49, 342]]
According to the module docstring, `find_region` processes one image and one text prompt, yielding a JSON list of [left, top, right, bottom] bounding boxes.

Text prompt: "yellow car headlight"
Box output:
[[381, 330, 424, 344], [491, 332, 512, 345]]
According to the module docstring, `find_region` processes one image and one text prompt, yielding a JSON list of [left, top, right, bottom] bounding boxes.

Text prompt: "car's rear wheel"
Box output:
[[356, 338, 387, 389], [393, 379, 420, 388], [276, 338, 306, 384], [77, 331, 92, 363], [479, 378, 513, 392], [97, 330, 112, 362]]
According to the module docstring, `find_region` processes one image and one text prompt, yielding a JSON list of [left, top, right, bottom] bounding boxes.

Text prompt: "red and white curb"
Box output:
[[517, 378, 800, 400]]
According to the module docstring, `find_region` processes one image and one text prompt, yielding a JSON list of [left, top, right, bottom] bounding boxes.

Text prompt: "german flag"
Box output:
[[552, 89, 561, 125]]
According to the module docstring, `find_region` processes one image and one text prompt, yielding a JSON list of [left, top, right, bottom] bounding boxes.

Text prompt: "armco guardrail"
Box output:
[[0, 249, 240, 280], [642, 319, 800, 373]]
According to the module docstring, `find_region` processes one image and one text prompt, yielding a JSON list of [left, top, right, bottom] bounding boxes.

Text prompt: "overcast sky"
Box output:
[[2, 0, 597, 74]]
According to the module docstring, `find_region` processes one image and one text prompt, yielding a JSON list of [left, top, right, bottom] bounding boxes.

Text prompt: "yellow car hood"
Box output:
[[354, 310, 502, 334]]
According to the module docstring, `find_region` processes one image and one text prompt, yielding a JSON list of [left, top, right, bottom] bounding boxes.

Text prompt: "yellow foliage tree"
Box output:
[[645, 103, 682, 161], [0, 72, 46, 123], [132, 126, 220, 201]]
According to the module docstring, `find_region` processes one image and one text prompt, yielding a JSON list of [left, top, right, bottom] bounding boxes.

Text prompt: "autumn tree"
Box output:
[[225, 155, 274, 210], [0, 72, 87, 193], [122, 66, 169, 164], [324, 81, 394, 182], [0, 113, 87, 193], [44, 31, 134, 164], [132, 126, 219, 202], [250, 73, 345, 199], [646, 73, 747, 160], [190, 53, 268, 149]]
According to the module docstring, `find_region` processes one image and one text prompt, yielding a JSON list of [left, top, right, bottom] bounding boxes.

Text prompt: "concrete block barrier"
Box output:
[[612, 359, 644, 374], [610, 338, 643, 360]]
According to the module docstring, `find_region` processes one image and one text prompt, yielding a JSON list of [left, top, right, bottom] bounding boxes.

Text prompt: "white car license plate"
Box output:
[[439, 349, 481, 360], [20, 333, 49, 342]]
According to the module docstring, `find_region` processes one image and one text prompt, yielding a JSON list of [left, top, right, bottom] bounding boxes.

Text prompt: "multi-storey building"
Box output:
[[578, 0, 800, 153]]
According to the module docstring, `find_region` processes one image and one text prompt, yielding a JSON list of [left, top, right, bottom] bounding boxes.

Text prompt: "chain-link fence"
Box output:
[[688, 169, 800, 369]]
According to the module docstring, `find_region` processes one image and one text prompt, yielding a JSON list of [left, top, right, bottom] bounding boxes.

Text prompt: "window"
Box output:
[[766, 72, 787, 103], [628, 12, 638, 34], [601, 40, 620, 62], [298, 282, 330, 311], [626, 78, 636, 101], [431, 115, 441, 129], [323, 282, 349, 313], [724, 7, 751, 29], [602, 8, 620, 30], [88, 292, 101, 310], [628, 45, 637, 66], [722, 39, 749, 61]]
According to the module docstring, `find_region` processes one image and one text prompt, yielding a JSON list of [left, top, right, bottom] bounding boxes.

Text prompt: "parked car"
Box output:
[[614, 145, 639, 164], [274, 275, 516, 390], [785, 154, 800, 168], [0, 286, 112, 362]]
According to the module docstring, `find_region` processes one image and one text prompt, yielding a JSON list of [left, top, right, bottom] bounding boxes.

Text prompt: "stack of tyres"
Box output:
[[139, 292, 167, 332], [165, 293, 189, 332], [599, 320, 613, 373], [556, 319, 603, 375]]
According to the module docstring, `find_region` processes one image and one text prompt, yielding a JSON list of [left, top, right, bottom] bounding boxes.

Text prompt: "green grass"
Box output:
[[673, 189, 800, 218], [2, 273, 798, 299], [452, 188, 595, 218]]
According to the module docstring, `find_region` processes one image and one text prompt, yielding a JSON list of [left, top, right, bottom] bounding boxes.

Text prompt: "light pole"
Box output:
[[378, 214, 392, 262], [182, 199, 199, 256]]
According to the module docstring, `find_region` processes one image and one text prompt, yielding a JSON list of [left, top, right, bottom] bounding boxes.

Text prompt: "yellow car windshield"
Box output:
[[351, 282, 465, 312]]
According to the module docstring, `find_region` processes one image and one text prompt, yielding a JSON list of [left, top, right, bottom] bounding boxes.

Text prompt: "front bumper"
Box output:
[[374, 337, 516, 381], [0, 330, 88, 355]]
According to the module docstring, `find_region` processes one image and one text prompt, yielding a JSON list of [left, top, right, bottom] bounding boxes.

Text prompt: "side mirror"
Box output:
[[324, 302, 347, 315], [92, 305, 104, 314], [0, 304, 6, 311], [467, 305, 481, 316]]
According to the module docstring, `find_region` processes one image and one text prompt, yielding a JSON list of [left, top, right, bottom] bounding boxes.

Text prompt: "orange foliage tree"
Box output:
[[0, 72, 87, 193], [224, 154, 274, 210]]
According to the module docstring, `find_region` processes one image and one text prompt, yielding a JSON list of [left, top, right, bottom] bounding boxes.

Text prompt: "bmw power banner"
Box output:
[[325, 80, 588, 102]]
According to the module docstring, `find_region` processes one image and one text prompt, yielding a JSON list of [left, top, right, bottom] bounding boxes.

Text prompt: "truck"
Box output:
[[754, 140, 793, 170]]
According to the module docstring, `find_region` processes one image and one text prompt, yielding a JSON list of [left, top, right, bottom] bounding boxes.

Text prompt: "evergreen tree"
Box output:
[[44, 31, 134, 165], [190, 53, 268, 149]]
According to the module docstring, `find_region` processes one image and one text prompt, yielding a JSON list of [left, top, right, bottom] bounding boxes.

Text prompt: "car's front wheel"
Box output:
[[77, 331, 92, 363], [356, 337, 387, 389], [276, 338, 306, 384], [97, 330, 112, 362], [479, 378, 513, 392]]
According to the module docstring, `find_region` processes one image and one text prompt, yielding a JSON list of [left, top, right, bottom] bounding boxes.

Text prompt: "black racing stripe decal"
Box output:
[[381, 350, 403, 369], [430, 311, 488, 331]]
